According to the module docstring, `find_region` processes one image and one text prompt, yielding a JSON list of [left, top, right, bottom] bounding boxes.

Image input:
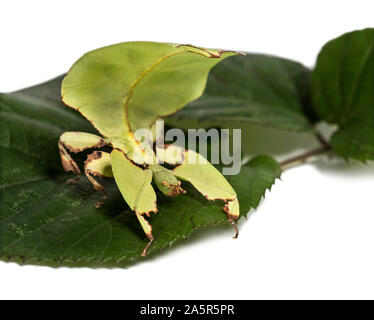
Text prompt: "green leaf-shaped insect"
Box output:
[[59, 42, 240, 256]]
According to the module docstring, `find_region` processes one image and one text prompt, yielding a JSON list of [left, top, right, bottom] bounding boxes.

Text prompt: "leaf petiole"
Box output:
[[280, 133, 331, 170]]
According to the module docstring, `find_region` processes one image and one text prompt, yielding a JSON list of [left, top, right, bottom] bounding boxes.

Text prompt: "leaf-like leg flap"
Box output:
[[84, 151, 113, 208], [111, 149, 157, 215], [134, 210, 154, 257], [224, 198, 240, 239], [111, 149, 157, 255], [58, 132, 106, 183], [58, 140, 81, 184], [163, 146, 240, 237]]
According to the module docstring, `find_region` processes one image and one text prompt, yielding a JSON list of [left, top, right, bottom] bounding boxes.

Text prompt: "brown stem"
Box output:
[[315, 132, 329, 148], [280, 133, 331, 170]]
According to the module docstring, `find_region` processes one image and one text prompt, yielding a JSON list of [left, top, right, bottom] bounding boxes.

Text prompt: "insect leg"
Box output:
[[58, 132, 106, 184], [84, 151, 113, 208], [158, 145, 240, 238], [111, 149, 157, 256], [134, 210, 154, 256]]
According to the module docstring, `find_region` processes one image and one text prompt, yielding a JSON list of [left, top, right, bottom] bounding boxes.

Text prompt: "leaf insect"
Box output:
[[59, 42, 241, 256]]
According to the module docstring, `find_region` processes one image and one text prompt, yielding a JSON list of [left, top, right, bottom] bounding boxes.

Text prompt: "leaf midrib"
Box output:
[[342, 35, 374, 124]]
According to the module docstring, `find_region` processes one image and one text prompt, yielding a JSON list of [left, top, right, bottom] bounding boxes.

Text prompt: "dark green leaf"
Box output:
[[0, 77, 281, 267], [231, 155, 282, 216], [329, 118, 374, 162], [167, 54, 314, 132], [312, 28, 374, 161]]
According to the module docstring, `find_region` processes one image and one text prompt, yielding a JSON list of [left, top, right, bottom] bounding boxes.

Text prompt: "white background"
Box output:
[[1, 0, 374, 300]]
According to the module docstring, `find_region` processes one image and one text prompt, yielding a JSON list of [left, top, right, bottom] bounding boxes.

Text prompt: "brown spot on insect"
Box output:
[[65, 139, 106, 154], [230, 222, 239, 239], [225, 211, 237, 222], [91, 151, 103, 160], [161, 180, 167, 186], [83, 151, 113, 208], [141, 234, 154, 257], [223, 201, 239, 239], [141, 209, 157, 218], [58, 140, 81, 183], [202, 193, 235, 202], [165, 182, 186, 197], [94, 200, 105, 209]]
